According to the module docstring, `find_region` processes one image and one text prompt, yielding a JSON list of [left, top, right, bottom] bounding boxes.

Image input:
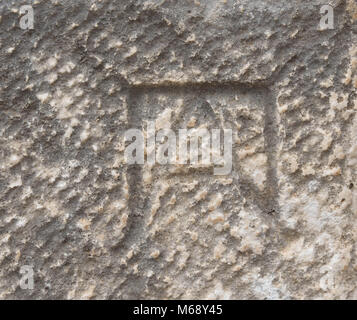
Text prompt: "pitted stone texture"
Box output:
[[0, 0, 356, 299], [1, 0, 349, 86], [121, 86, 276, 299], [273, 5, 357, 299]]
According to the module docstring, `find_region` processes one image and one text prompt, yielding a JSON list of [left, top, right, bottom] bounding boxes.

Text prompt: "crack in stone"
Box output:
[[263, 88, 280, 216]]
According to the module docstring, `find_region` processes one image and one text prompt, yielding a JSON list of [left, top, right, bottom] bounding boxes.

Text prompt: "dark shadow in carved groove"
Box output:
[[118, 82, 279, 259]]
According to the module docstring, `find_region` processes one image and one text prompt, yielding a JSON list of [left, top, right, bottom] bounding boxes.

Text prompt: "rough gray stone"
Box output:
[[0, 0, 356, 299]]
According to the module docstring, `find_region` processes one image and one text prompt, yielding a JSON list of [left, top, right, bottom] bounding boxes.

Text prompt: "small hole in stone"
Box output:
[[341, 198, 345, 203], [349, 183, 354, 189]]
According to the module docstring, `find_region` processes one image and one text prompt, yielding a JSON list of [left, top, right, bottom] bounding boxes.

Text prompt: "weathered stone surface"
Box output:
[[0, 0, 356, 299]]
